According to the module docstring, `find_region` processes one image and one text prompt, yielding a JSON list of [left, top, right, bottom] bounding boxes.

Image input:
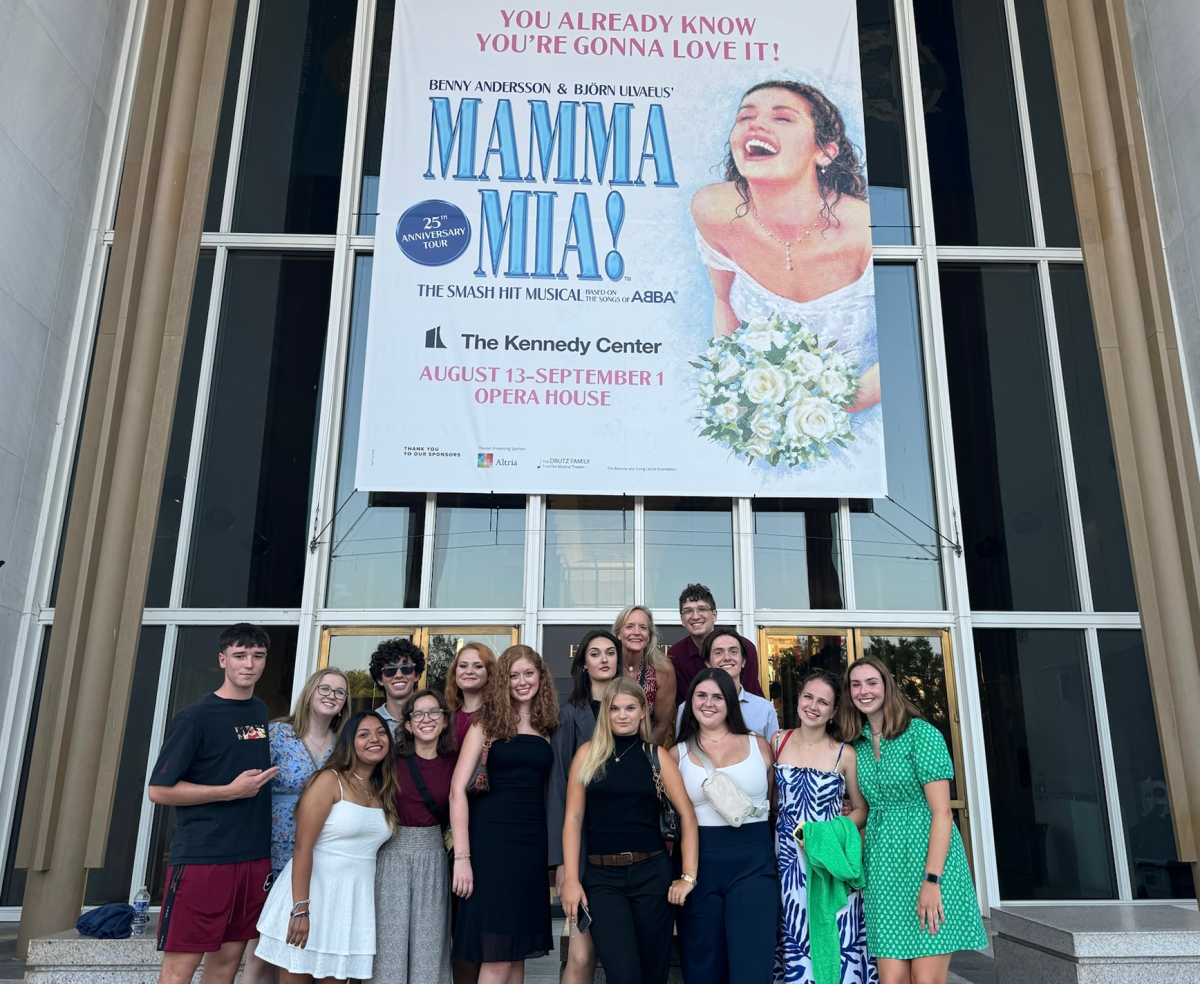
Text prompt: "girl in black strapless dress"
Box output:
[[450, 646, 561, 978]]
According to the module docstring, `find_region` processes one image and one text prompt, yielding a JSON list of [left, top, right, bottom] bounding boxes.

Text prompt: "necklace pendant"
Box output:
[[785, 244, 793, 271]]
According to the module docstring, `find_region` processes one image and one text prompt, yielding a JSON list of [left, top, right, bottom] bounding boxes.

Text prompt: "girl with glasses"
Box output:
[[369, 689, 458, 984], [243, 667, 350, 983]]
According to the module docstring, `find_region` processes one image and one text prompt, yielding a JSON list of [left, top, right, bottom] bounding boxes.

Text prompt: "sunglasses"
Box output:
[[381, 663, 417, 678]]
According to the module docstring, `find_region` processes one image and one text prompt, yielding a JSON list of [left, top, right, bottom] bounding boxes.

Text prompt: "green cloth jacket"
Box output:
[[799, 815, 866, 984]]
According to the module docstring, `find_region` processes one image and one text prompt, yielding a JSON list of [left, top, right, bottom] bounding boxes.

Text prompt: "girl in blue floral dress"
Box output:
[[243, 667, 349, 984], [773, 669, 877, 984]]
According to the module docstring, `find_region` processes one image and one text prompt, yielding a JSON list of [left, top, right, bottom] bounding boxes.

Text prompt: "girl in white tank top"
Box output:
[[679, 735, 771, 825]]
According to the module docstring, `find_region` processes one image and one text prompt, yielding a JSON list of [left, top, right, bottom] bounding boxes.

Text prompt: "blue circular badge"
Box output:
[[396, 200, 471, 266]]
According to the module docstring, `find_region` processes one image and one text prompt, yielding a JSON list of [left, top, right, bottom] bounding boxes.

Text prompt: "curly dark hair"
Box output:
[[369, 637, 426, 685], [723, 80, 867, 229]]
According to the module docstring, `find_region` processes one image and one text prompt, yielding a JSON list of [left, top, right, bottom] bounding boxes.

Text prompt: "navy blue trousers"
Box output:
[[679, 823, 779, 984]]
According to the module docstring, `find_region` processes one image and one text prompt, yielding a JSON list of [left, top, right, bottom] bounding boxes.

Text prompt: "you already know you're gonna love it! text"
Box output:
[[355, 1, 886, 498]]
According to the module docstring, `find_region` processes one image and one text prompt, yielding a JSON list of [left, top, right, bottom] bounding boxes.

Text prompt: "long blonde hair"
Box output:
[[276, 667, 350, 740], [838, 655, 921, 741], [612, 606, 668, 672], [444, 642, 497, 713], [476, 646, 560, 740], [576, 678, 653, 786]]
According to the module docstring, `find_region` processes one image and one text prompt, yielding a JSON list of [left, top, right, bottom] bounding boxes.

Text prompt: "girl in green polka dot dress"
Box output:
[[839, 656, 986, 984]]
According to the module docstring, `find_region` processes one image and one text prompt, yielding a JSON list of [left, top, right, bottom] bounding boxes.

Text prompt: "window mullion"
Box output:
[[633, 497, 646, 605], [838, 499, 856, 610], [1002, 0, 1047, 249], [419, 493, 437, 609], [218, 0, 262, 232], [524, 494, 543, 645]]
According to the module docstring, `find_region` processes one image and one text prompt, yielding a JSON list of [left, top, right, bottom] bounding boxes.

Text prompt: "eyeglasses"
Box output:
[[409, 709, 445, 721], [316, 684, 348, 700], [681, 605, 714, 617], [382, 663, 417, 678]]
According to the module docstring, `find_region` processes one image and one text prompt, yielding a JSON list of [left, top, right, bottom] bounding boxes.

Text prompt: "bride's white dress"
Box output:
[[697, 232, 883, 474]]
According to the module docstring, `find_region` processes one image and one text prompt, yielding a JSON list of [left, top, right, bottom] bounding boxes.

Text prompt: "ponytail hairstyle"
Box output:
[[575, 678, 652, 786], [837, 655, 921, 741]]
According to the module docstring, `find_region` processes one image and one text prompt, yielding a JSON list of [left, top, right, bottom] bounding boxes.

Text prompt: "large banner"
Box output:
[[357, 0, 885, 496]]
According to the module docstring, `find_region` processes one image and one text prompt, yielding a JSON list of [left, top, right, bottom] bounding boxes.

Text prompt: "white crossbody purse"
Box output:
[[688, 740, 769, 827]]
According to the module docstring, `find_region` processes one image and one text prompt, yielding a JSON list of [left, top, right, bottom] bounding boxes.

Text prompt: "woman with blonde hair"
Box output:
[[613, 606, 677, 744], [445, 642, 497, 748], [243, 667, 350, 983], [840, 656, 985, 984], [560, 678, 698, 984], [450, 646, 560, 984]]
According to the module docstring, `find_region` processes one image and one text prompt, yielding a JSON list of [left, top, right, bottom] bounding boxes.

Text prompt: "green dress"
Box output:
[[853, 718, 986, 959]]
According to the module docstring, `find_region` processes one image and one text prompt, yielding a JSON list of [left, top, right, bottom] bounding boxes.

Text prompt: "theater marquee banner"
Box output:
[[356, 0, 886, 496]]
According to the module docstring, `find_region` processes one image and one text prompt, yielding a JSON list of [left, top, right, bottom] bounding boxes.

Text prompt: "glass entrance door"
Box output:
[[759, 627, 973, 869]]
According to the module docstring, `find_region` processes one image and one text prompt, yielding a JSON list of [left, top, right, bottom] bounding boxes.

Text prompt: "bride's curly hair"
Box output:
[[475, 645, 560, 739], [723, 80, 868, 228]]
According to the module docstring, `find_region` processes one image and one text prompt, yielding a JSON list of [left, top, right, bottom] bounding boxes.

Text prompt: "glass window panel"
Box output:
[[83, 626, 166, 904], [752, 499, 842, 609], [0, 629, 51, 906], [1012, 0, 1080, 248], [1097, 630, 1196, 899], [976, 628, 1117, 899], [858, 0, 912, 245], [543, 496, 633, 608], [914, 0, 1033, 245], [851, 265, 943, 609], [541, 624, 598, 701], [233, 0, 356, 234], [184, 252, 333, 608], [327, 256, 424, 608], [431, 494, 526, 608], [358, 0, 393, 235], [1051, 266, 1137, 611], [325, 630, 414, 715], [203, 0, 250, 231], [425, 630, 516, 693], [941, 264, 1078, 611], [146, 253, 215, 606], [644, 498, 735, 611], [148, 625, 298, 902], [762, 631, 849, 729]]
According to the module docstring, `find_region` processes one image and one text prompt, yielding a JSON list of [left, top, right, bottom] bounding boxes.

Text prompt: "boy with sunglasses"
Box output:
[[369, 637, 426, 737]]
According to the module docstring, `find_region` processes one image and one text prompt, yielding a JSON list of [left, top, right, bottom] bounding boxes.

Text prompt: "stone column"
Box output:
[[1043, 0, 1200, 879], [16, 0, 237, 953]]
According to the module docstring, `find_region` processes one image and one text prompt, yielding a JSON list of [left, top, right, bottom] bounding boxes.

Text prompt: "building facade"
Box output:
[[2, 0, 1200, 950]]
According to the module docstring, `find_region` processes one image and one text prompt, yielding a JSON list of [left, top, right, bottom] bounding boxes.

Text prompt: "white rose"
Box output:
[[746, 316, 773, 333], [743, 365, 791, 405], [750, 409, 781, 440], [744, 435, 773, 459], [785, 396, 842, 443], [791, 350, 825, 384], [714, 401, 740, 423], [817, 368, 851, 399], [741, 324, 789, 352], [716, 357, 741, 383]]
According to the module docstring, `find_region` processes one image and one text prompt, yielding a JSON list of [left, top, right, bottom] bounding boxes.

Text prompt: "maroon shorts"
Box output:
[[157, 858, 272, 953]]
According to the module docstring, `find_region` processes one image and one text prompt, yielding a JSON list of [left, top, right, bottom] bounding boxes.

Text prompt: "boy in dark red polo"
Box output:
[[148, 624, 279, 984]]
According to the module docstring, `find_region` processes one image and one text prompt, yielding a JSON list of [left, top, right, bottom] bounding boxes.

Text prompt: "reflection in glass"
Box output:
[[977, 628, 1116, 899], [1012, 0, 1080, 247], [0, 630, 51, 906], [762, 631, 848, 729], [185, 252, 333, 608], [1097, 631, 1196, 899], [358, 0, 394, 235], [851, 266, 943, 610], [941, 265, 1078, 611], [233, 0, 356, 233], [84, 627, 166, 903], [914, 0, 1033, 245], [325, 631, 414, 715], [431, 495, 526, 608], [1051, 266, 1137, 611], [148, 626, 298, 902], [541, 624, 599, 701], [752, 499, 842, 609], [327, 257, 423, 608], [544, 497, 633, 608], [203, 0, 250, 231], [147, 253, 215, 606], [644, 498, 734, 610], [857, 0, 912, 245]]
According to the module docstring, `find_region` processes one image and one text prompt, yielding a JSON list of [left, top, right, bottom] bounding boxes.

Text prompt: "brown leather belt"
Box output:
[[587, 850, 664, 867]]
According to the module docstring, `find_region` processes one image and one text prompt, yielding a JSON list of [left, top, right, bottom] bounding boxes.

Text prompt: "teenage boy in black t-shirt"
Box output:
[[149, 623, 279, 984]]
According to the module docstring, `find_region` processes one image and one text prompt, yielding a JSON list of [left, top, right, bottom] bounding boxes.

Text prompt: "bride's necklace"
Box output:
[[751, 200, 821, 272]]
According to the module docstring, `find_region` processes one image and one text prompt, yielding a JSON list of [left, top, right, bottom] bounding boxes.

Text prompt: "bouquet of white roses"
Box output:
[[693, 314, 860, 467]]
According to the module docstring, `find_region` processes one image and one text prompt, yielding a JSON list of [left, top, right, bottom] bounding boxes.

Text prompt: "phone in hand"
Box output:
[[575, 903, 593, 934]]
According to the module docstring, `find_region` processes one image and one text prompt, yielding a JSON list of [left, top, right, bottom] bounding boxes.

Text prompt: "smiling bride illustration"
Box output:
[[690, 80, 882, 470]]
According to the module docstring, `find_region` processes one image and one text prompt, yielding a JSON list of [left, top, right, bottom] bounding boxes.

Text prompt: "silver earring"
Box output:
[[819, 165, 827, 174]]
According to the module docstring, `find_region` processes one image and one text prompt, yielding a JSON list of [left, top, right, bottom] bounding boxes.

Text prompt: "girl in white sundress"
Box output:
[[256, 711, 399, 982]]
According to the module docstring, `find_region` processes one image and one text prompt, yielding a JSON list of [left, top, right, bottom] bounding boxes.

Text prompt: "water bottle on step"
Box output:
[[131, 886, 150, 938]]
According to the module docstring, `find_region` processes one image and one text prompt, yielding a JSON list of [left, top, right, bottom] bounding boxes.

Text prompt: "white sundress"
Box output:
[[256, 777, 393, 980]]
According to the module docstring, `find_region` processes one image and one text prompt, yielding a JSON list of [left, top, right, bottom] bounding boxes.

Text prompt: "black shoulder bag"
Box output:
[[405, 755, 454, 854], [645, 743, 680, 844]]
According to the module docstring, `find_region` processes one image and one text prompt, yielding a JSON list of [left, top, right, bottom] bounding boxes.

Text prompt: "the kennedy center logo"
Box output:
[[477, 453, 493, 468]]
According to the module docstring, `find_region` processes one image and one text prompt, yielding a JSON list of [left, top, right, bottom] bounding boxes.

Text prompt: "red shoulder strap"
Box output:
[[774, 729, 795, 760]]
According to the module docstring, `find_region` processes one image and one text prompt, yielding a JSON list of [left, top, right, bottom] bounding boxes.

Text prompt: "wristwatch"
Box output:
[[924, 872, 942, 885], [680, 873, 698, 886]]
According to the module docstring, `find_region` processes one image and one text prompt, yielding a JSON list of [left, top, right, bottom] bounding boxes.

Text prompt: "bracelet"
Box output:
[[679, 873, 697, 886], [290, 900, 311, 914], [289, 912, 309, 920], [453, 853, 471, 861]]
